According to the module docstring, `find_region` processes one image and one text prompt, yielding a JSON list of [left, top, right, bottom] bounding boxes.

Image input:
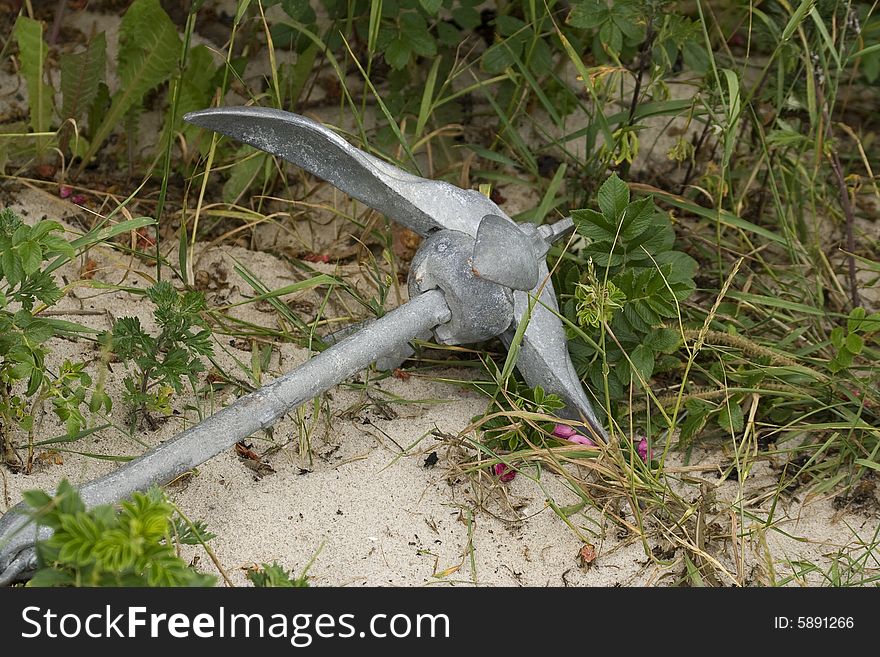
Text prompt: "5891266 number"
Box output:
[[797, 617, 853, 629]]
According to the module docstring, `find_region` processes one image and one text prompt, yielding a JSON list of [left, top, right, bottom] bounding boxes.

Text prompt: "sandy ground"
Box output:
[[0, 185, 876, 588]]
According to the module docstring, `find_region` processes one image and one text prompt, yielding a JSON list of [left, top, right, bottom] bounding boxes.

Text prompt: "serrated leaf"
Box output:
[[385, 37, 411, 70], [599, 21, 623, 55], [718, 402, 744, 434], [78, 0, 181, 172], [572, 208, 615, 240], [437, 21, 461, 47], [281, 0, 316, 21], [407, 32, 437, 58], [13, 17, 55, 156], [22, 489, 54, 511], [629, 344, 655, 381], [26, 367, 43, 395], [621, 196, 655, 239], [611, 2, 645, 41], [644, 327, 681, 353], [568, 0, 608, 29], [419, 0, 441, 14], [30, 220, 62, 241], [53, 512, 102, 566], [23, 317, 53, 343], [110, 316, 151, 358], [1, 248, 23, 286], [451, 6, 481, 30], [28, 568, 77, 587], [496, 15, 527, 35], [15, 271, 63, 307], [680, 400, 711, 442], [597, 173, 630, 221], [60, 33, 107, 125], [482, 40, 518, 74], [39, 234, 75, 260], [653, 250, 697, 282], [18, 240, 42, 275]]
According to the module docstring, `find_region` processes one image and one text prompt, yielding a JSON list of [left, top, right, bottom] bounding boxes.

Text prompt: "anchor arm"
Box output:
[[183, 107, 504, 238], [0, 290, 452, 585]]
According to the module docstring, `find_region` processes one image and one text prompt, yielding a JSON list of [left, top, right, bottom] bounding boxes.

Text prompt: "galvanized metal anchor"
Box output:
[[0, 107, 607, 584]]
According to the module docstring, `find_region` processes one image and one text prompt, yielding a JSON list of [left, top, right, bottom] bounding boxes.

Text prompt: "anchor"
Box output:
[[0, 107, 608, 584]]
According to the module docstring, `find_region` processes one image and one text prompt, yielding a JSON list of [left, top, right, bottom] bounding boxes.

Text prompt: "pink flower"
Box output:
[[553, 423, 596, 447], [637, 438, 651, 463], [72, 194, 87, 205], [59, 185, 72, 199], [493, 463, 516, 482]]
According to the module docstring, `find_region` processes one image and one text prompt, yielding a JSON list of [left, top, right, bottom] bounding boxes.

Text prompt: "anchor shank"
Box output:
[[80, 288, 451, 505], [0, 290, 451, 583]]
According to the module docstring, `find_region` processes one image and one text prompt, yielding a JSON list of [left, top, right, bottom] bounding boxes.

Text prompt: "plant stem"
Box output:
[[619, 12, 656, 179], [816, 77, 861, 309]]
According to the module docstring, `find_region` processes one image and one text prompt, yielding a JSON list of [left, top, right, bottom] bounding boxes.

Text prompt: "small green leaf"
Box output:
[[26, 366, 43, 396], [644, 328, 681, 353], [828, 353, 849, 373], [22, 489, 54, 510], [451, 5, 481, 30], [385, 38, 411, 70], [18, 240, 42, 275], [436, 21, 461, 46], [482, 41, 517, 73], [40, 234, 75, 260], [845, 333, 864, 355], [222, 149, 268, 205], [568, 0, 609, 29], [718, 402, 744, 434], [419, 0, 442, 14], [829, 326, 845, 349], [495, 15, 526, 35], [597, 173, 630, 221], [629, 344, 655, 381], [1, 248, 22, 286], [847, 306, 866, 332]]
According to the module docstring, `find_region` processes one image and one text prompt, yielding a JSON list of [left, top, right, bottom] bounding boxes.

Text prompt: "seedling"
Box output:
[[107, 281, 214, 425], [0, 209, 98, 470]]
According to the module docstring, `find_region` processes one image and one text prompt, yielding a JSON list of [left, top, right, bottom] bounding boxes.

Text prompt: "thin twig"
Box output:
[[619, 13, 657, 179], [828, 148, 861, 309], [816, 79, 861, 309], [48, 0, 66, 47]]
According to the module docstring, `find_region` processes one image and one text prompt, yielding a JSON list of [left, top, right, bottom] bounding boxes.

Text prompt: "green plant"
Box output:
[[568, 0, 646, 61], [7, 0, 182, 174], [475, 376, 566, 453], [107, 281, 213, 421], [77, 0, 182, 174], [0, 208, 102, 469], [21, 479, 216, 587], [247, 561, 311, 587], [828, 307, 880, 373], [12, 16, 54, 161], [561, 174, 696, 416]]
